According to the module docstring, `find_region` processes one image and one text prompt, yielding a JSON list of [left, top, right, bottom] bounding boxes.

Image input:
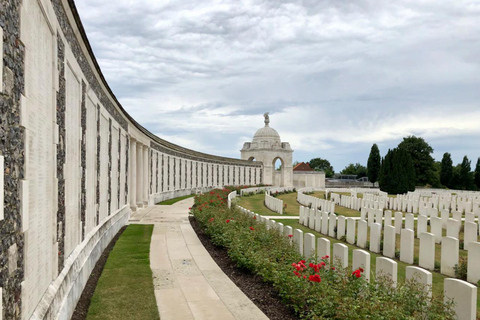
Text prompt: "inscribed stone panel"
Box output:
[[85, 97, 97, 233], [99, 114, 109, 221], [111, 126, 119, 211], [22, 0, 56, 317], [64, 64, 81, 258]]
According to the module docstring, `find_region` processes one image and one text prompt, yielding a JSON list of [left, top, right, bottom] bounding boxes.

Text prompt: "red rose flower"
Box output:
[[288, 234, 293, 238], [209, 218, 214, 222], [249, 226, 255, 231], [226, 219, 231, 223]]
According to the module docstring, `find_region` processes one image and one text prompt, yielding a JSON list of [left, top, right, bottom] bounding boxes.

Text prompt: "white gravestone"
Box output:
[[417, 215, 427, 239], [405, 213, 414, 231], [369, 222, 381, 253], [430, 217, 442, 244], [333, 243, 348, 269], [400, 229, 414, 264], [446, 218, 459, 239], [406, 266, 432, 298], [376, 257, 397, 287], [444, 278, 477, 320], [315, 211, 322, 233], [384, 210, 392, 227], [464, 222, 478, 251], [337, 215, 346, 240], [383, 225, 396, 258], [346, 218, 356, 244], [304, 233, 316, 258], [467, 242, 480, 284], [419, 232, 435, 271], [317, 238, 330, 263], [395, 212, 403, 235], [357, 220, 367, 249], [441, 236, 458, 277], [293, 229, 303, 255], [352, 249, 370, 282], [328, 214, 337, 238], [321, 211, 329, 235]]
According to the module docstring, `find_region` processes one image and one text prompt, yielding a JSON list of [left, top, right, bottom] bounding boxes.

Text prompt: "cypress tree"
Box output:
[[460, 156, 472, 190], [379, 148, 415, 194], [440, 153, 453, 188], [367, 144, 381, 183]]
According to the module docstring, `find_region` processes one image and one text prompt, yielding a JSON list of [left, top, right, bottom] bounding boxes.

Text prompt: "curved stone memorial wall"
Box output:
[[0, 1, 263, 319]]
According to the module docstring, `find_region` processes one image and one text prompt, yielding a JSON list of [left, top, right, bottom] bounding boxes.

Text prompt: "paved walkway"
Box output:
[[130, 198, 268, 320]]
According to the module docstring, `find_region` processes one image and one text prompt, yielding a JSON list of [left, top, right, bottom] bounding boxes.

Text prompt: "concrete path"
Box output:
[[130, 198, 268, 320]]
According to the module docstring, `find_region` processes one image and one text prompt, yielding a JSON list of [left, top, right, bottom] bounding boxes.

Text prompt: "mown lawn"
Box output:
[[87, 225, 159, 320], [156, 194, 194, 205]]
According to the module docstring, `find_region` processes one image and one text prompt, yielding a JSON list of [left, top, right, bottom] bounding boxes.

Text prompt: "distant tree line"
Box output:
[[304, 135, 480, 194]]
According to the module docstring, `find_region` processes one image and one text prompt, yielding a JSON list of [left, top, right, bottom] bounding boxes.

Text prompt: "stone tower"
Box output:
[[241, 113, 293, 186]]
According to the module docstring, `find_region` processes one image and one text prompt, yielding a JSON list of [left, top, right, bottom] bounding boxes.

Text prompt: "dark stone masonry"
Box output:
[[56, 34, 66, 274]]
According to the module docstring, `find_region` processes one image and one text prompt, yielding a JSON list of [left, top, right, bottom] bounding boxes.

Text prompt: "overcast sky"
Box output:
[[75, 0, 480, 172]]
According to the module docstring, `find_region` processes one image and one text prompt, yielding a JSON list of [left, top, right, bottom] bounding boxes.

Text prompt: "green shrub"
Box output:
[[454, 257, 468, 280], [191, 189, 455, 319]]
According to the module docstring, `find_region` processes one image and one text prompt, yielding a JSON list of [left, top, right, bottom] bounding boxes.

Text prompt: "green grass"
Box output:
[[156, 194, 194, 205], [87, 225, 159, 320]]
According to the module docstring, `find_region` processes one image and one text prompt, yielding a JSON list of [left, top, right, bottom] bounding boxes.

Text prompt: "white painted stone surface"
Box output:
[[419, 232, 435, 270], [383, 225, 396, 258], [406, 266, 432, 298], [441, 236, 458, 277], [405, 213, 414, 231], [431, 217, 442, 244], [375, 257, 397, 287], [333, 243, 348, 268], [357, 220, 367, 249], [395, 212, 403, 235], [321, 211, 328, 235], [417, 215, 427, 239], [315, 211, 322, 233], [328, 214, 336, 238], [464, 222, 478, 251], [400, 229, 414, 264], [467, 242, 480, 284], [317, 238, 330, 263], [304, 233, 316, 258], [384, 210, 392, 227], [352, 249, 370, 281], [446, 218, 459, 239], [444, 278, 477, 320], [293, 229, 304, 255], [369, 222, 381, 253], [337, 215, 346, 240], [346, 218, 356, 244]]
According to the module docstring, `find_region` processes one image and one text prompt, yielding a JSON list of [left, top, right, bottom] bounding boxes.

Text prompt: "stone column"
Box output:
[[136, 143, 143, 206], [130, 139, 137, 209], [143, 145, 148, 203]]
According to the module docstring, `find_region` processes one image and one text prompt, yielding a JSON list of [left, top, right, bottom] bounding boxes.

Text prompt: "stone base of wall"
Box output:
[[29, 205, 130, 320], [149, 188, 214, 205]]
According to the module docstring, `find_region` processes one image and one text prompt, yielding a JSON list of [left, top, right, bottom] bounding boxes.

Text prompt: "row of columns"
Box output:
[[130, 139, 149, 209], [128, 138, 263, 210]]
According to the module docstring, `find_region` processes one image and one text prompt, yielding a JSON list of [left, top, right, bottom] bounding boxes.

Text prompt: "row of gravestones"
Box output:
[[298, 206, 480, 285], [334, 191, 480, 217], [236, 205, 478, 320], [264, 193, 284, 214], [297, 191, 335, 214]]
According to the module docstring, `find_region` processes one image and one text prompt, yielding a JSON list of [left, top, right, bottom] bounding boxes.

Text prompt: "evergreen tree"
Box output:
[[440, 152, 453, 188], [398, 136, 435, 186], [379, 148, 415, 194], [460, 156, 472, 190], [367, 143, 381, 183], [475, 158, 480, 189]]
